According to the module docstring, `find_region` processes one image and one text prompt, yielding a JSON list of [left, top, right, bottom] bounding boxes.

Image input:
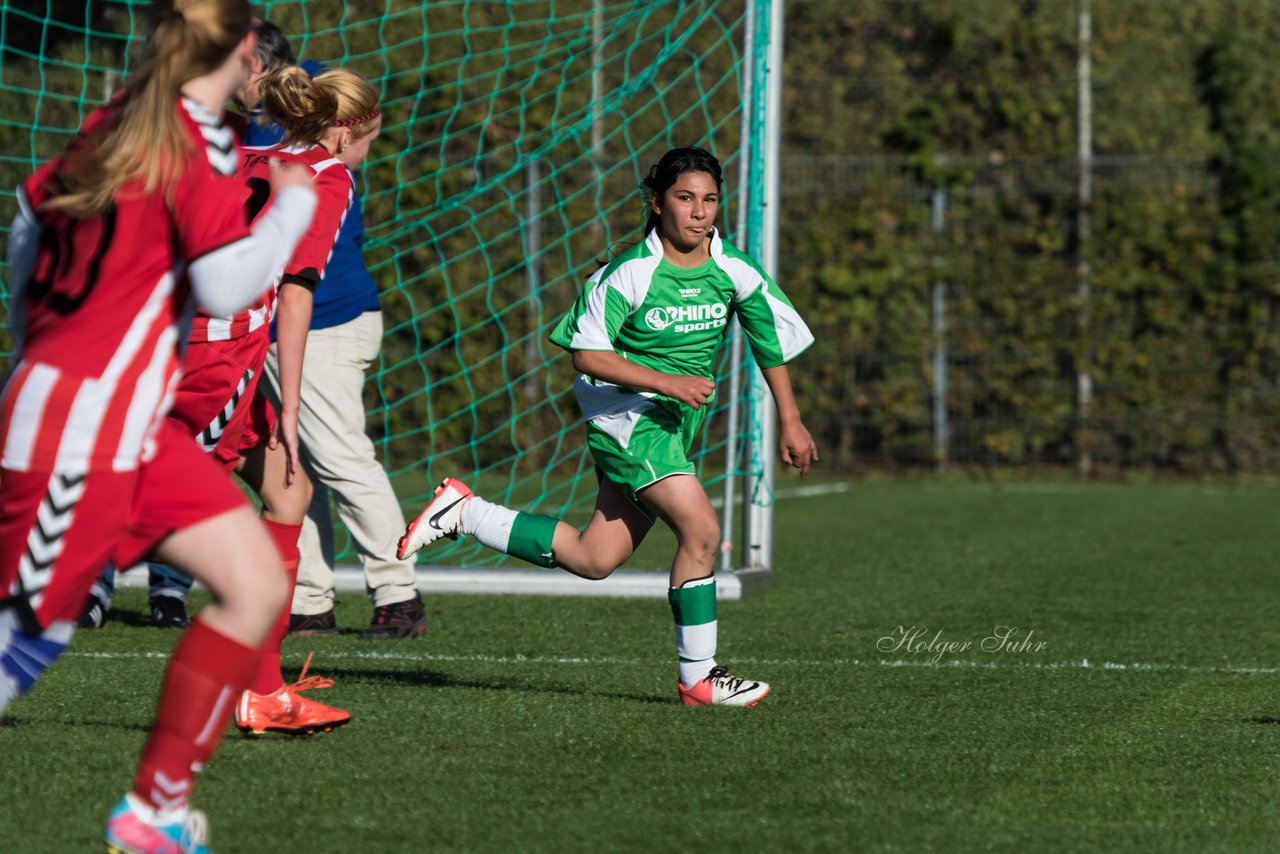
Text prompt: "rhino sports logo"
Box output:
[[644, 303, 728, 333]]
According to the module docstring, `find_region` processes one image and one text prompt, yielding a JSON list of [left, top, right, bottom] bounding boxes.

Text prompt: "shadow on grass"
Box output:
[[109, 610, 169, 630], [91, 602, 177, 630], [310, 664, 672, 706], [2, 669, 669, 735], [0, 714, 151, 733]]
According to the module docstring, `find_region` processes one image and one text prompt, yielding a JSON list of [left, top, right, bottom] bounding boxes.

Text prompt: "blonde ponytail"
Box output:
[[259, 66, 381, 148], [258, 66, 340, 147], [48, 0, 251, 218]]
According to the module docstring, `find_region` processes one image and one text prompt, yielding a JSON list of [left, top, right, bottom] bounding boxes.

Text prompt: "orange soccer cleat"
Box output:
[[234, 653, 351, 736]]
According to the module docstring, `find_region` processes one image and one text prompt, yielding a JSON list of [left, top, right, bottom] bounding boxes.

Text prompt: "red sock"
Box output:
[[132, 618, 258, 812], [249, 518, 301, 695]]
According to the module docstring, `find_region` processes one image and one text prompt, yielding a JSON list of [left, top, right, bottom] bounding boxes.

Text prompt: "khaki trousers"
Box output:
[[263, 311, 418, 613]]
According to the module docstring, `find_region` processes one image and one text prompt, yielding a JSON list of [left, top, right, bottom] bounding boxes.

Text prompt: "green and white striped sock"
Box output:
[[460, 497, 558, 568], [669, 575, 717, 686]]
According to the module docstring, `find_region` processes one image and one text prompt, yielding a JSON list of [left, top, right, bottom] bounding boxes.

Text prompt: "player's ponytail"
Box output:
[[260, 67, 380, 148], [258, 66, 339, 146], [47, 0, 252, 218], [640, 146, 724, 234]]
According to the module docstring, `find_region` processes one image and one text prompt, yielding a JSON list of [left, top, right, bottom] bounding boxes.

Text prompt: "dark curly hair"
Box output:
[[640, 146, 723, 234]]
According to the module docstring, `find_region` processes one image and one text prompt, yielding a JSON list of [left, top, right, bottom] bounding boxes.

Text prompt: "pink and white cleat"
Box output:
[[678, 665, 771, 707], [105, 792, 211, 854], [397, 478, 474, 560]]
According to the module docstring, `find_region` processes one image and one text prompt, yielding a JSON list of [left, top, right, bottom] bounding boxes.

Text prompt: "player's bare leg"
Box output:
[[153, 505, 287, 644], [640, 474, 770, 707], [635, 474, 719, 589], [111, 507, 288, 853], [549, 477, 652, 580], [236, 440, 312, 527], [231, 443, 349, 735], [399, 475, 650, 579]]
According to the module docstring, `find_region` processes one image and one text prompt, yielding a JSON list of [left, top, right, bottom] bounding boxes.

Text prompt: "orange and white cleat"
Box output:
[[234, 653, 350, 737], [678, 665, 771, 707], [397, 478, 474, 560]]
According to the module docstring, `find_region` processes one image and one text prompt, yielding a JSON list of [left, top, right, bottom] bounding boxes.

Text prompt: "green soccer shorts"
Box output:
[[586, 397, 709, 523]]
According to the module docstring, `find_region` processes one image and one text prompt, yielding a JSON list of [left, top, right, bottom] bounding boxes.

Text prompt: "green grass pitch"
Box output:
[[4, 479, 1280, 852]]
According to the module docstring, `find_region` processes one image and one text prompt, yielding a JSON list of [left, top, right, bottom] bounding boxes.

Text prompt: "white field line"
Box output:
[[918, 481, 1280, 497], [771, 481, 854, 499], [709, 480, 852, 508], [747, 481, 1275, 500], [61, 649, 1280, 675]]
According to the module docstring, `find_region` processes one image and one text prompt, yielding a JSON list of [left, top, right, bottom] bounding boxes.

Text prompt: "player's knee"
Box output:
[[227, 548, 289, 622], [260, 475, 312, 524], [678, 516, 720, 561], [288, 474, 314, 515], [568, 541, 631, 579], [253, 536, 291, 603], [201, 536, 288, 617], [258, 560, 291, 613], [571, 556, 619, 581]]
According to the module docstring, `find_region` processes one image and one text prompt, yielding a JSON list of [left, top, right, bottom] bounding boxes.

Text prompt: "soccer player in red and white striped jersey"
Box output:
[[155, 65, 384, 738], [0, 2, 317, 850]]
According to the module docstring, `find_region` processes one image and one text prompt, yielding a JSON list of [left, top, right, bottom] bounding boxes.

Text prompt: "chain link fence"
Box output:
[[778, 0, 1280, 474]]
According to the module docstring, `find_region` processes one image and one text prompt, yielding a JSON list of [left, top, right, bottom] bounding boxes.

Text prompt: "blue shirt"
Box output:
[[248, 60, 381, 332]]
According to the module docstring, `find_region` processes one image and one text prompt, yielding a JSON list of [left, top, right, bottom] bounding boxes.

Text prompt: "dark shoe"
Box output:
[[150, 596, 190, 629], [289, 609, 339, 637], [77, 593, 110, 629], [359, 597, 428, 641]]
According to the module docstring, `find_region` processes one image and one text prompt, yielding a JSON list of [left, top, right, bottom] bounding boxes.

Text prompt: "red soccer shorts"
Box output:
[[167, 331, 273, 469], [234, 386, 277, 465], [0, 420, 248, 629]]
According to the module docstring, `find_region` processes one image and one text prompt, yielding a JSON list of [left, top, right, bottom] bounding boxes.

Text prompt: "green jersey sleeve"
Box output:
[[548, 244, 661, 353], [717, 246, 814, 368], [548, 279, 634, 352]]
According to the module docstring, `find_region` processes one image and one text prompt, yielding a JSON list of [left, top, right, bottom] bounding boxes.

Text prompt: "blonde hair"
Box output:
[[258, 66, 381, 148], [49, 0, 252, 218]]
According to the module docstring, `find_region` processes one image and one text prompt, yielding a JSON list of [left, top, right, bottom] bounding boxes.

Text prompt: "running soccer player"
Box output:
[[79, 16, 302, 631], [398, 146, 819, 707], [166, 64, 384, 737], [0, 1, 317, 850]]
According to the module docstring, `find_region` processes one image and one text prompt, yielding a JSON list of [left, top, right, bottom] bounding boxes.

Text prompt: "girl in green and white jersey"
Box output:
[[398, 147, 819, 706]]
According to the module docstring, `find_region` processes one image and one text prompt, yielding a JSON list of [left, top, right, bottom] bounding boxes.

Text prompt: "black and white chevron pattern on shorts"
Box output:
[[15, 472, 85, 609], [197, 368, 255, 453]]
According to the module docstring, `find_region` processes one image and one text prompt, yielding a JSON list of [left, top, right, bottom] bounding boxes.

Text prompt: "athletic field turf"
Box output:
[[4, 479, 1280, 852]]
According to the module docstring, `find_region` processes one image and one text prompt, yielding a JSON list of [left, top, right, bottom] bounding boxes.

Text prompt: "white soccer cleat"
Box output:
[[678, 665, 771, 707], [397, 478, 474, 560]]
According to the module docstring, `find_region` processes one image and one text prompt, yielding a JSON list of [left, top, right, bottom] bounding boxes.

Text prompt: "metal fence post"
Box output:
[[931, 187, 949, 472]]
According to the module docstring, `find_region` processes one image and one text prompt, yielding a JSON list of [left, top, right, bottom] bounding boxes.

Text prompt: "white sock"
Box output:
[[459, 496, 518, 553], [125, 791, 188, 826], [677, 641, 717, 687]]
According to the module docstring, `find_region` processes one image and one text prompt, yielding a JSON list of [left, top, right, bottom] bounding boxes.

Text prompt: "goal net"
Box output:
[[0, 0, 781, 596]]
